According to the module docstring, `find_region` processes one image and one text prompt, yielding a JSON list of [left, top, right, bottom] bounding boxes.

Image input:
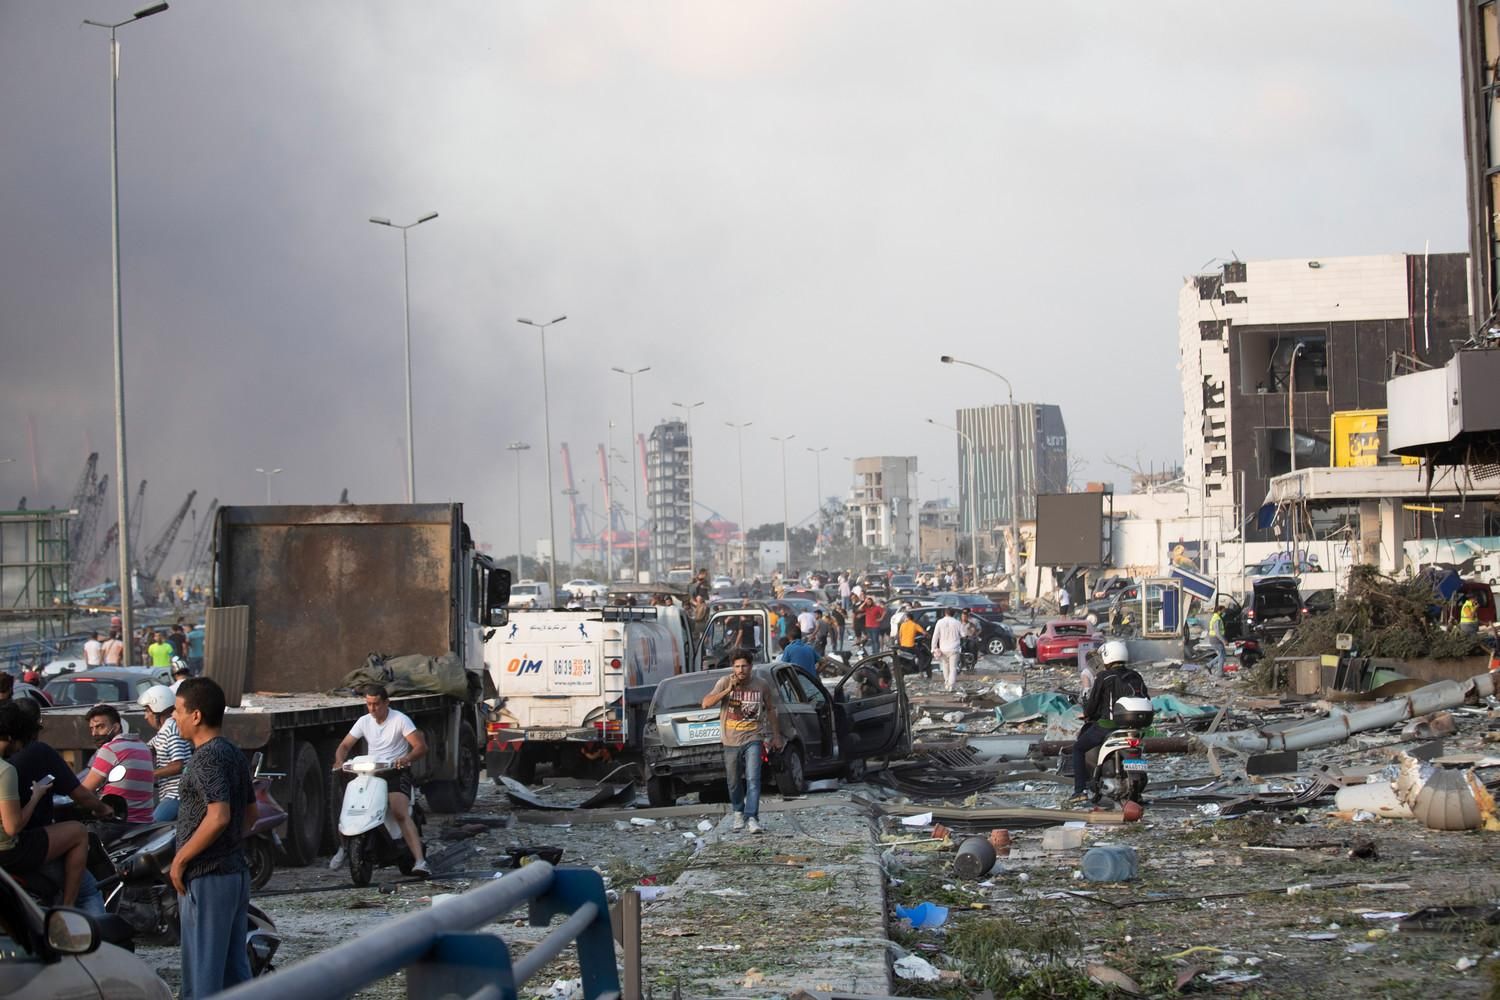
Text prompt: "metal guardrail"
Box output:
[[218, 862, 625, 1000]]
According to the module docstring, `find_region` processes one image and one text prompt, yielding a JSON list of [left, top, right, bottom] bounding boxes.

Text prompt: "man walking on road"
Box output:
[[701, 651, 781, 835], [932, 608, 966, 692], [331, 685, 430, 876], [1206, 603, 1227, 675], [171, 677, 256, 999]]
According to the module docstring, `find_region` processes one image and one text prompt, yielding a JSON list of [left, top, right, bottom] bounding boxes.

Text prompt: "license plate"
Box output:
[[527, 730, 568, 741], [683, 721, 721, 743], [1122, 758, 1147, 772]]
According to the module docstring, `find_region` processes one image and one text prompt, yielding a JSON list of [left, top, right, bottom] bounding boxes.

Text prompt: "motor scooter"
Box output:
[[337, 756, 425, 887], [1083, 696, 1154, 806], [246, 753, 287, 891]]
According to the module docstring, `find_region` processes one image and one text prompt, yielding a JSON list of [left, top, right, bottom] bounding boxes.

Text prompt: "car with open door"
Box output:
[[641, 654, 909, 806]]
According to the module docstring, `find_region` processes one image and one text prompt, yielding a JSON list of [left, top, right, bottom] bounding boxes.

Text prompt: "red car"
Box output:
[[1035, 620, 1097, 665]]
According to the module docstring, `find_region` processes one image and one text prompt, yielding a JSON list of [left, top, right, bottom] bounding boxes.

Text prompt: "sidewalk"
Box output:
[[639, 795, 893, 997]]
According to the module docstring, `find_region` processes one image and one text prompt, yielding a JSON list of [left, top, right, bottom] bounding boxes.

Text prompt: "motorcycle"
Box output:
[[1083, 696, 1153, 806], [246, 753, 287, 892], [337, 756, 425, 887], [894, 637, 933, 678], [960, 636, 979, 675]]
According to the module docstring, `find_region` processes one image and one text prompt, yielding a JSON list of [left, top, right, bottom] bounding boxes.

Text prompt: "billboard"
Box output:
[[1034, 492, 1106, 567], [1331, 409, 1418, 467]]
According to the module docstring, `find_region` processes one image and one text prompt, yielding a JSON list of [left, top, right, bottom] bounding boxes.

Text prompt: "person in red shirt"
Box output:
[[861, 597, 884, 654], [82, 705, 156, 826]]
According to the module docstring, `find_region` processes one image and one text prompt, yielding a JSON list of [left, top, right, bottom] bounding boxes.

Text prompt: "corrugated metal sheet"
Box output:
[[206, 604, 250, 707]]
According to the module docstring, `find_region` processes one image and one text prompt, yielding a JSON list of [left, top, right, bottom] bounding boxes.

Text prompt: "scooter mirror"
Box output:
[[106, 764, 127, 784]]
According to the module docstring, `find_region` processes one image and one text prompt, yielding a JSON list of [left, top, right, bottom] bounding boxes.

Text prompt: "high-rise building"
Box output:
[[954, 403, 1067, 553], [1179, 253, 1468, 542], [844, 457, 917, 559], [646, 419, 692, 576]]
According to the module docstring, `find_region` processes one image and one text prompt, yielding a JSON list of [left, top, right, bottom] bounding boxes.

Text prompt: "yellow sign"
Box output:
[[1331, 410, 1418, 467]]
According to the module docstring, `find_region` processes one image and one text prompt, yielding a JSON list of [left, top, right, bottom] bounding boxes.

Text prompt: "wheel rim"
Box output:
[[987, 638, 1005, 655]]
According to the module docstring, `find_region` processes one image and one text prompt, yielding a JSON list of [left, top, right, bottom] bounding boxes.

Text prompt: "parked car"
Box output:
[[902, 605, 1015, 655], [1091, 577, 1135, 602], [1244, 555, 1321, 581], [41, 667, 170, 707], [1086, 585, 1141, 621], [642, 657, 910, 806], [0, 865, 171, 999], [1035, 620, 1097, 664], [859, 574, 890, 599], [889, 574, 923, 598], [1244, 576, 1302, 639], [507, 580, 555, 610], [1300, 589, 1336, 618]]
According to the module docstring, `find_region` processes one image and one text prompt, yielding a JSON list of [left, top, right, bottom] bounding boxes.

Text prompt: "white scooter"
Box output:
[[337, 756, 425, 886], [1084, 696, 1154, 806]]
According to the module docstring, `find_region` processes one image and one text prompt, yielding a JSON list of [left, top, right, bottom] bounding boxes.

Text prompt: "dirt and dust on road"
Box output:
[[151, 648, 1500, 1000]]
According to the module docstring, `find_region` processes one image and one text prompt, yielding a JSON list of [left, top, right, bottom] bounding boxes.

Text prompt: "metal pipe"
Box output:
[[511, 901, 600, 983]]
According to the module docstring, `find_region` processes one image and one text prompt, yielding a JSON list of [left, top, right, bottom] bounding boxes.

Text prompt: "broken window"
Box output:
[[1238, 330, 1328, 395], [1259, 428, 1331, 478]]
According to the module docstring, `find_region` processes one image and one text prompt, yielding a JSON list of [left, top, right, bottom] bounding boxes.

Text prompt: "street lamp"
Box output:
[[673, 401, 705, 576], [726, 421, 753, 578], [506, 441, 530, 584], [519, 315, 567, 600], [770, 434, 796, 578], [926, 417, 980, 584], [939, 354, 1023, 583], [254, 467, 282, 504], [806, 446, 828, 555], [369, 211, 438, 503], [1288, 343, 1307, 474], [83, 0, 168, 666], [611, 366, 650, 583]]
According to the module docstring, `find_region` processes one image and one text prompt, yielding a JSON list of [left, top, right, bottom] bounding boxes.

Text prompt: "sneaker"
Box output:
[[731, 812, 746, 831], [746, 818, 763, 835], [1065, 792, 1090, 807], [410, 858, 431, 877]]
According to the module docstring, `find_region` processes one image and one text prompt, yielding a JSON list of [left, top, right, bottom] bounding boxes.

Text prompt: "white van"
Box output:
[[507, 581, 555, 610]]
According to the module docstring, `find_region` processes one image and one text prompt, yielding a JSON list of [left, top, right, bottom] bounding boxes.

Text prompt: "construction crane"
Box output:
[[126, 480, 147, 555], [136, 490, 196, 602], [559, 443, 594, 553], [66, 453, 99, 551], [82, 522, 118, 586], [183, 497, 218, 588]]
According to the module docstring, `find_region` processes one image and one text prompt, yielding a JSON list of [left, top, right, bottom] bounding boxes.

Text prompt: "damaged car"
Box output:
[[642, 656, 910, 807]]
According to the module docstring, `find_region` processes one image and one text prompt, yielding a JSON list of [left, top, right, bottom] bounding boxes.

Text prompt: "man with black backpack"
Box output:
[[1069, 640, 1147, 803]]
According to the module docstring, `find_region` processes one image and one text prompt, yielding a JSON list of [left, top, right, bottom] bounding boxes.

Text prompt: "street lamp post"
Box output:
[[770, 434, 796, 578], [939, 355, 1023, 585], [926, 418, 980, 584], [604, 421, 617, 581], [519, 315, 567, 602], [673, 401, 705, 575], [1288, 343, 1307, 475], [83, 0, 168, 663], [806, 446, 828, 557], [369, 211, 438, 502], [506, 441, 530, 584], [611, 366, 651, 583], [254, 467, 282, 504], [727, 421, 753, 578]]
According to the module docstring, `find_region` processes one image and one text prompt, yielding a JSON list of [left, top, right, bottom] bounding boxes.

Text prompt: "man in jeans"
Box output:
[[701, 650, 782, 835], [171, 677, 257, 999]]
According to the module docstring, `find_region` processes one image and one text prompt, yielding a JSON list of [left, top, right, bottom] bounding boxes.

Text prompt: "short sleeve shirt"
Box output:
[[175, 736, 253, 883], [715, 675, 777, 748], [0, 759, 19, 852], [348, 709, 416, 762], [91, 734, 156, 824], [147, 642, 174, 667], [148, 717, 194, 801]]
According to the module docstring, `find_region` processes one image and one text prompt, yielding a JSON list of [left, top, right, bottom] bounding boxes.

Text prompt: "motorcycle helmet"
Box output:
[[138, 684, 176, 714], [1099, 639, 1130, 666]]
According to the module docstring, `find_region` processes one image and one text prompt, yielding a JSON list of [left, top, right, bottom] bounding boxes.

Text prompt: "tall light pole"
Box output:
[[603, 421, 617, 581], [673, 401, 705, 575], [770, 434, 796, 578], [369, 211, 438, 502], [806, 446, 828, 556], [939, 355, 1023, 584], [927, 417, 979, 584], [254, 467, 282, 504], [83, 1, 168, 658], [1288, 342, 1307, 475], [727, 421, 753, 578], [611, 366, 650, 583], [519, 315, 567, 601], [506, 442, 530, 583]]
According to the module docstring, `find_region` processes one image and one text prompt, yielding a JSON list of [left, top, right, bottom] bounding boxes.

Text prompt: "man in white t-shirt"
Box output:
[[932, 608, 967, 692], [331, 685, 430, 876]]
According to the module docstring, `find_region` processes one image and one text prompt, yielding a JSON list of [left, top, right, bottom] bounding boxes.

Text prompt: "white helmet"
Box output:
[[1099, 640, 1130, 666], [138, 685, 176, 714]]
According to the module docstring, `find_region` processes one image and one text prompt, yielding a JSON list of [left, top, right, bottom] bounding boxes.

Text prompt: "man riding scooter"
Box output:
[[1068, 640, 1148, 805], [331, 685, 429, 877]]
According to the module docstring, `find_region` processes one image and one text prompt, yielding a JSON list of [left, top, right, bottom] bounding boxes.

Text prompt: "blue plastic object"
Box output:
[[895, 902, 950, 929], [1081, 845, 1138, 883]]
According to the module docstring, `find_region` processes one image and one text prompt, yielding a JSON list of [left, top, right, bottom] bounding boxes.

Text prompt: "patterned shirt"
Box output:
[[90, 734, 155, 824], [713, 675, 778, 748], [148, 717, 193, 802], [175, 736, 253, 883]]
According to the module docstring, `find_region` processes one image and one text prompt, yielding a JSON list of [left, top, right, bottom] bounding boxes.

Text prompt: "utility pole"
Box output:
[[611, 366, 650, 582]]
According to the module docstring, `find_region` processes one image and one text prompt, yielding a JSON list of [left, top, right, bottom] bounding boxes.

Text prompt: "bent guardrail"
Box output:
[[218, 861, 622, 1000]]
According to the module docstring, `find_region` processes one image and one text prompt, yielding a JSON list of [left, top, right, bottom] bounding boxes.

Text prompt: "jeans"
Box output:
[[723, 741, 763, 820], [153, 798, 180, 822], [1072, 724, 1109, 794], [39, 860, 104, 916], [180, 868, 251, 1000], [1206, 636, 1227, 673]]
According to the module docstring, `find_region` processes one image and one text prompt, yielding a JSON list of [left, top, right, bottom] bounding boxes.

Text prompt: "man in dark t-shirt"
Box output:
[[171, 677, 256, 1000]]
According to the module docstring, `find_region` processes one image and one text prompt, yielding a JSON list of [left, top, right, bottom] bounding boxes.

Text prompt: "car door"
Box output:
[[787, 669, 837, 766], [832, 653, 909, 762], [770, 666, 823, 765]]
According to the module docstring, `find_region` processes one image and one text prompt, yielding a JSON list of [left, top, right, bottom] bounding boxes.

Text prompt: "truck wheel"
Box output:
[[423, 721, 480, 813], [646, 775, 676, 807], [775, 744, 807, 798], [283, 742, 326, 866]]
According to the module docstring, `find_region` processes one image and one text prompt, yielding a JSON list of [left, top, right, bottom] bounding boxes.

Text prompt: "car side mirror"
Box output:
[[45, 908, 100, 955], [485, 569, 513, 626]]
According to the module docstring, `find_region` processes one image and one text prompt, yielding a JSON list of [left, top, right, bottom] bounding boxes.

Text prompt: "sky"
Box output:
[[0, 1, 1468, 573]]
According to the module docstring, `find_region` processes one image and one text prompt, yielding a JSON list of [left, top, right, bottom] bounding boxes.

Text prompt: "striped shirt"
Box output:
[[90, 734, 156, 824], [148, 717, 193, 802]]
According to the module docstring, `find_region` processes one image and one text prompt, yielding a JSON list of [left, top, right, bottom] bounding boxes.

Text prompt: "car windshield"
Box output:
[[44, 678, 133, 705], [654, 673, 729, 713], [891, 575, 916, 586], [1052, 623, 1090, 636]]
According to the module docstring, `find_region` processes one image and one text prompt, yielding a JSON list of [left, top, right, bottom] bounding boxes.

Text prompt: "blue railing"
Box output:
[[217, 862, 623, 1000]]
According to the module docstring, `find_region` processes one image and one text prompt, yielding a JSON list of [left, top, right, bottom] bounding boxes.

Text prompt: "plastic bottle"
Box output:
[[1080, 845, 1138, 882]]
